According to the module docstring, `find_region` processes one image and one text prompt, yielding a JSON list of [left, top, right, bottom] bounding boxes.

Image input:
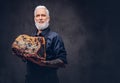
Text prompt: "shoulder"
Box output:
[[46, 31, 64, 44], [49, 31, 59, 36], [48, 31, 60, 39]]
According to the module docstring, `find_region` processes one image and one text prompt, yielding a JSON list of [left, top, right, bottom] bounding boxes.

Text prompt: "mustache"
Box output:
[[35, 19, 49, 23], [35, 20, 46, 24], [38, 20, 44, 23]]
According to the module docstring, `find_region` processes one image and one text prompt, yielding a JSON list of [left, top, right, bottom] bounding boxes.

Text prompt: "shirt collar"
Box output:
[[36, 27, 50, 36]]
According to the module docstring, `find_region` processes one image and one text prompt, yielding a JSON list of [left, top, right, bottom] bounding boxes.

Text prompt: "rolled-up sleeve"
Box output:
[[53, 35, 67, 64]]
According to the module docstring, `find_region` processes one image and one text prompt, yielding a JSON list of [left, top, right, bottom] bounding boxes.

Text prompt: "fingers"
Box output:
[[24, 54, 36, 58], [41, 60, 50, 64]]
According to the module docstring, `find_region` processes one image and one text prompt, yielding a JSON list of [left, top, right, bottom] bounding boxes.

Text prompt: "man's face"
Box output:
[[34, 8, 49, 26]]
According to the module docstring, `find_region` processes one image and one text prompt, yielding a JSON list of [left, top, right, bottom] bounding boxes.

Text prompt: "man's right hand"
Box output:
[[24, 54, 45, 62]]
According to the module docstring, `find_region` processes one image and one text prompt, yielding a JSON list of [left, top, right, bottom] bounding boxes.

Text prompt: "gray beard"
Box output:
[[35, 21, 49, 30]]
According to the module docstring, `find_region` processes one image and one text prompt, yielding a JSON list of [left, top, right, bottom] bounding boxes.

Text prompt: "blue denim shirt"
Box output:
[[26, 27, 67, 76], [36, 27, 67, 64]]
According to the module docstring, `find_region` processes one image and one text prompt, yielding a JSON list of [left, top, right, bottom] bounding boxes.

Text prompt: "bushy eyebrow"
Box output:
[[35, 14, 46, 17]]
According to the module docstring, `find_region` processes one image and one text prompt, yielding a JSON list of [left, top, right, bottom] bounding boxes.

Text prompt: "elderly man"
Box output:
[[25, 5, 67, 83]]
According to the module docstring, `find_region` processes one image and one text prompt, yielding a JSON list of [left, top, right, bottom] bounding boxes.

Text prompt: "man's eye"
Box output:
[[42, 14, 46, 17], [36, 15, 40, 17]]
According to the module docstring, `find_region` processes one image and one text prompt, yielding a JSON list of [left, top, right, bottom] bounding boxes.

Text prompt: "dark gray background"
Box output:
[[0, 0, 120, 83]]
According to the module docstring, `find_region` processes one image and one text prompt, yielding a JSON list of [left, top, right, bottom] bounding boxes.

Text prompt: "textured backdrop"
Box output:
[[0, 0, 120, 83]]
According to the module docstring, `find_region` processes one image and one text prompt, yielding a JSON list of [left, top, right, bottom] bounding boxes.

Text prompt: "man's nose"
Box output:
[[39, 16, 42, 20]]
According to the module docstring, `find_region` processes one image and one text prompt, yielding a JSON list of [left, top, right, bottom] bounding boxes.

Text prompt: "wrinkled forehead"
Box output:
[[35, 8, 47, 16]]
